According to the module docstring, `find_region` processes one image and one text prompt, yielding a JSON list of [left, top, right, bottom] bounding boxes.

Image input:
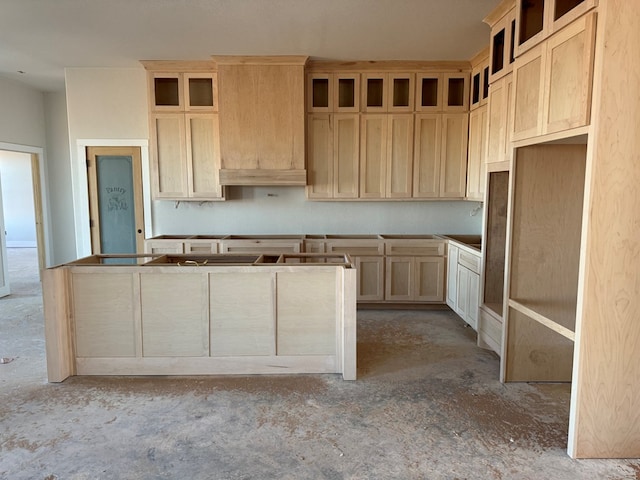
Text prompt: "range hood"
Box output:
[[213, 56, 308, 186]]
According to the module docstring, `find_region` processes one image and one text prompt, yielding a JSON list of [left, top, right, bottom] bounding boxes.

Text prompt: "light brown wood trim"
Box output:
[[43, 267, 75, 382], [469, 46, 490, 68], [306, 60, 471, 73], [219, 169, 307, 186], [483, 0, 516, 27], [508, 299, 576, 341], [140, 60, 216, 72], [212, 55, 309, 66], [30, 153, 46, 275]]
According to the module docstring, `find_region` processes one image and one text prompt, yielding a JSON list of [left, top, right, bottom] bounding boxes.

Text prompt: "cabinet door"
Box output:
[[467, 271, 480, 330], [186, 114, 223, 199], [149, 73, 183, 112], [151, 113, 187, 199], [456, 264, 470, 318], [334, 73, 360, 112], [355, 256, 385, 301], [512, 42, 546, 141], [385, 256, 414, 301], [307, 114, 333, 199], [415, 74, 443, 112], [489, 8, 516, 84], [387, 73, 415, 112], [333, 114, 360, 198], [361, 73, 388, 112], [413, 114, 441, 198], [440, 114, 469, 198], [467, 106, 488, 200], [543, 12, 596, 134], [446, 244, 459, 309], [443, 73, 470, 112], [307, 73, 332, 113], [360, 114, 388, 198], [386, 114, 414, 198], [183, 73, 217, 112], [415, 257, 445, 302]]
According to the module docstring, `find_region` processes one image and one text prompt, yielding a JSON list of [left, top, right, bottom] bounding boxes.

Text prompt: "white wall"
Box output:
[[0, 151, 36, 247], [44, 91, 76, 264], [65, 67, 482, 247], [0, 77, 46, 147], [153, 188, 483, 235]]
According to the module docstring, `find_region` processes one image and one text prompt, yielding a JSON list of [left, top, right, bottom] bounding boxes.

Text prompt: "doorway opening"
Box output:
[[0, 149, 46, 298]]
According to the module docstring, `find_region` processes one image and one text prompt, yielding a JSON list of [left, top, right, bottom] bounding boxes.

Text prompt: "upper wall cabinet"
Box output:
[[214, 56, 308, 186], [307, 73, 360, 113], [146, 69, 218, 113], [360, 73, 415, 112], [515, 0, 597, 56], [470, 47, 490, 110], [486, 4, 517, 84], [512, 12, 596, 141], [142, 61, 224, 201]]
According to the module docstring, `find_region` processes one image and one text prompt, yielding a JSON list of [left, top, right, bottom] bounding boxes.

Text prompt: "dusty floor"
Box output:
[[1, 248, 638, 480]]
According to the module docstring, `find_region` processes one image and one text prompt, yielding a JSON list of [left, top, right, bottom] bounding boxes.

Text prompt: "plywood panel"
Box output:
[[141, 273, 208, 357], [277, 271, 337, 355], [413, 114, 441, 198], [483, 171, 509, 315], [73, 272, 137, 357], [506, 308, 573, 382], [210, 272, 275, 356], [510, 144, 586, 331], [570, 0, 640, 459], [386, 114, 414, 198]]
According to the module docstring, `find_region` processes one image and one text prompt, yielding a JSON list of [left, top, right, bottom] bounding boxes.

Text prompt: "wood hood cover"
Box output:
[[213, 55, 308, 186]]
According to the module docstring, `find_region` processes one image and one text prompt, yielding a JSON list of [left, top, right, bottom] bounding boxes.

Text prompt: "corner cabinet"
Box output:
[[214, 56, 308, 186], [142, 61, 224, 201]]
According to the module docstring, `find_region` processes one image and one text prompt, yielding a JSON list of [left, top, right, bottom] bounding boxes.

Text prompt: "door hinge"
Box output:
[[86, 158, 90, 168], [89, 219, 94, 228]]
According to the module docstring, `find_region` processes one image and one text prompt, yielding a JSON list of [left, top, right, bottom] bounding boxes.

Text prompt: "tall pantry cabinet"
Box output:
[[482, 0, 640, 460]]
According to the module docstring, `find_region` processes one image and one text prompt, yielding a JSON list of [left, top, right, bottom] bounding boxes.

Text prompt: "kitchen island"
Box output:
[[43, 253, 356, 382]]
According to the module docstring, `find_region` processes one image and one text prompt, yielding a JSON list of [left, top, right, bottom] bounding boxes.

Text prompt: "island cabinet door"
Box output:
[[276, 271, 337, 356], [209, 272, 276, 356], [140, 273, 209, 357]]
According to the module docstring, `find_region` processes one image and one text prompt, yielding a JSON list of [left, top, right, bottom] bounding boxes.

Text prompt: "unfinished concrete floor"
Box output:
[[1, 248, 639, 480]]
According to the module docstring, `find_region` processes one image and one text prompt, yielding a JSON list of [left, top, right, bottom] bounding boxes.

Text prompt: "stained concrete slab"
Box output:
[[1, 248, 639, 479]]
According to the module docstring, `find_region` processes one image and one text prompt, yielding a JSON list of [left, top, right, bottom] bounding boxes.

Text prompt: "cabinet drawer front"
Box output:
[[221, 240, 302, 254], [385, 240, 444, 256], [325, 241, 384, 256], [458, 250, 481, 274]]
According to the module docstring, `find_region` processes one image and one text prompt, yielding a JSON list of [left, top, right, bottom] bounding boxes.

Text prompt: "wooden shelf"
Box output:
[[508, 299, 574, 341]]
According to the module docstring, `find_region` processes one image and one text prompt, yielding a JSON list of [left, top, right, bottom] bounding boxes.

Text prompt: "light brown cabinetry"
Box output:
[[307, 73, 360, 113], [143, 62, 224, 201], [470, 48, 490, 110], [413, 113, 469, 199], [446, 242, 481, 329], [486, 3, 516, 84], [486, 73, 514, 164], [512, 12, 596, 141], [467, 106, 488, 200], [213, 56, 308, 186], [384, 237, 445, 303], [515, 0, 597, 57], [307, 113, 360, 199], [360, 114, 414, 198], [361, 73, 415, 112]]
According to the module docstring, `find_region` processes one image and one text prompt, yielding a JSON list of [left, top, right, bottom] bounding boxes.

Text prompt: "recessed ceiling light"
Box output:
[[17, 70, 25, 74]]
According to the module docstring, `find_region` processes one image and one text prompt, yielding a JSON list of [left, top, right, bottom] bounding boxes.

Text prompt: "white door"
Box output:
[[0, 172, 10, 297]]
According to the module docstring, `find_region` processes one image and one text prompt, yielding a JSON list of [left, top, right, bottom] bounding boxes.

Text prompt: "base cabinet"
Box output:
[[355, 256, 385, 301], [446, 242, 481, 329], [385, 256, 444, 302]]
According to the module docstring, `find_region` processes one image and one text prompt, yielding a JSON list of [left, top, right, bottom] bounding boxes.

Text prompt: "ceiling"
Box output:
[[0, 0, 496, 92]]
